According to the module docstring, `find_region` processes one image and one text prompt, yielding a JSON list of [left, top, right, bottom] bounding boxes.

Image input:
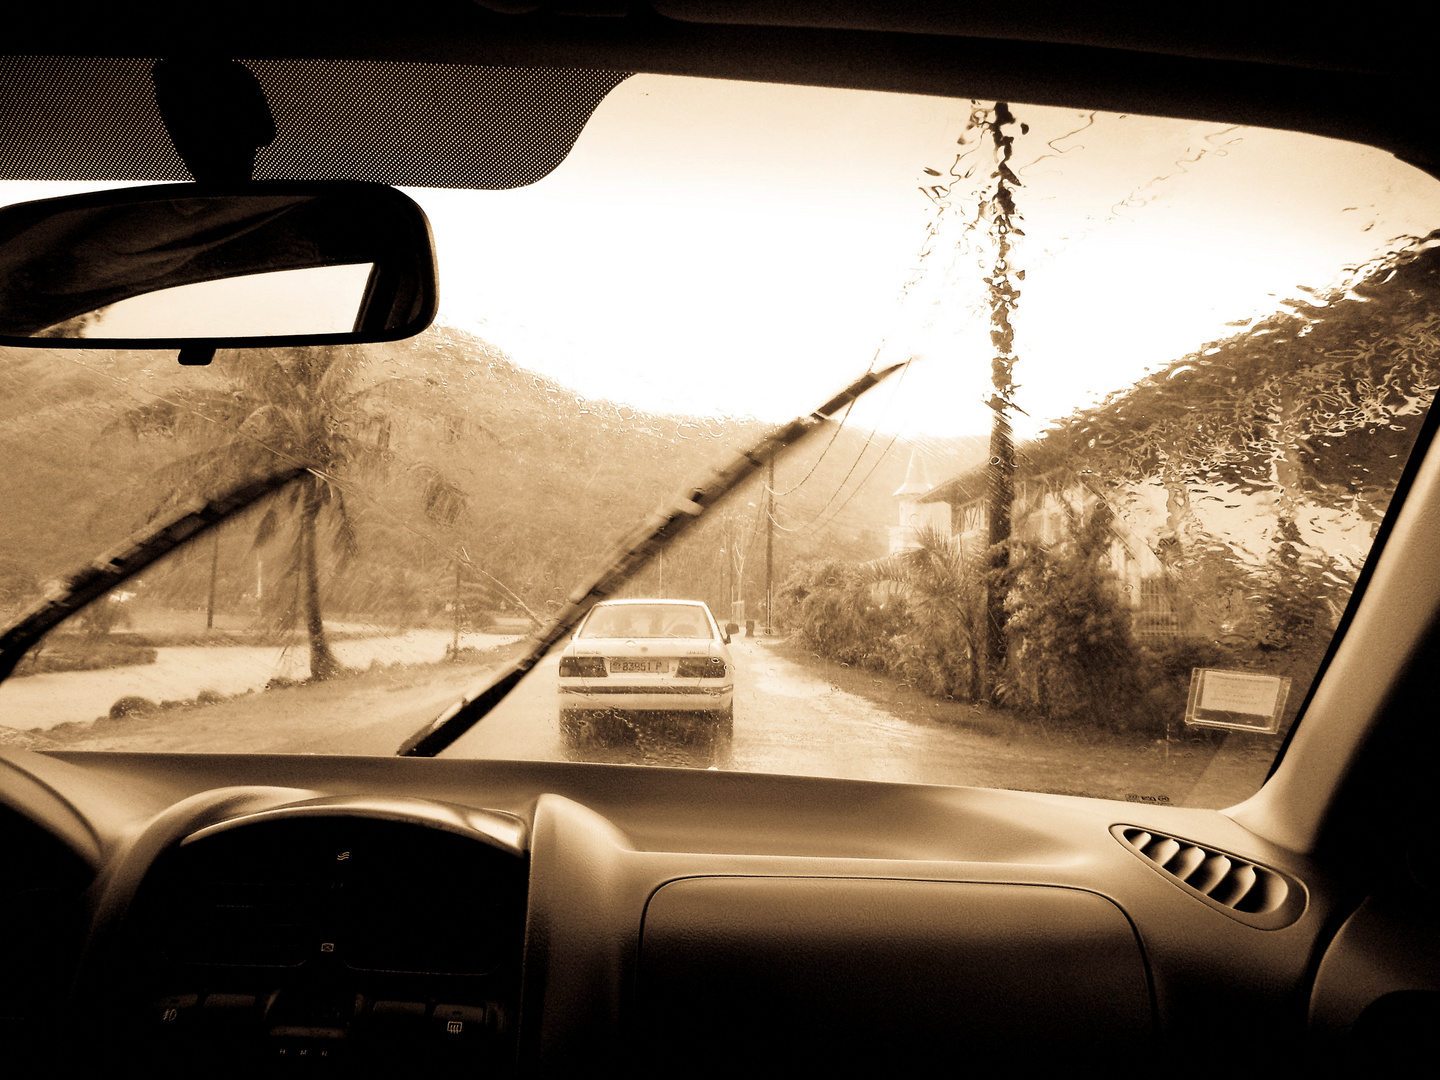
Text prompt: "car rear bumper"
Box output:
[[559, 684, 733, 713]]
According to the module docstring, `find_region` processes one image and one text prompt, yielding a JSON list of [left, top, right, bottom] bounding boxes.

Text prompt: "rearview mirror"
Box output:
[[0, 182, 437, 348]]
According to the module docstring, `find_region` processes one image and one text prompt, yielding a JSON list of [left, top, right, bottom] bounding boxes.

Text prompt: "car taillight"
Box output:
[[676, 657, 726, 678], [559, 656, 607, 678]]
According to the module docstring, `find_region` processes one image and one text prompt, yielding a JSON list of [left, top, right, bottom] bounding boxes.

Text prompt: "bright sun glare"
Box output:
[[4, 75, 1438, 440], [412, 75, 1440, 438]]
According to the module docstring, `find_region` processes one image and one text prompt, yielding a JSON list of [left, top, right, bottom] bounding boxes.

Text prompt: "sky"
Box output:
[[406, 75, 1440, 438], [6, 73, 1440, 440]]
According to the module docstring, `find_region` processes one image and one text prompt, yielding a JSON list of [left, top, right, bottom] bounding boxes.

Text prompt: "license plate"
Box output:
[[610, 659, 667, 674]]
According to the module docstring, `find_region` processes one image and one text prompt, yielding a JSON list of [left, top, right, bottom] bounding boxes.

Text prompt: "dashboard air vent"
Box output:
[[1113, 825, 1304, 929]]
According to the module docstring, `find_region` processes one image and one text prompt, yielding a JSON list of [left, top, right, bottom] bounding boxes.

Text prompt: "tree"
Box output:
[[1029, 236, 1440, 654], [1004, 501, 1144, 726], [117, 345, 385, 679], [967, 101, 1026, 701]]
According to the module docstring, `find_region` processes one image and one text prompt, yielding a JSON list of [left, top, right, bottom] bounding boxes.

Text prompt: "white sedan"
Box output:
[[557, 599, 734, 759]]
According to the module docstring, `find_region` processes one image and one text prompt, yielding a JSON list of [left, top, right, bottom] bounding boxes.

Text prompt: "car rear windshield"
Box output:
[[578, 606, 712, 640]]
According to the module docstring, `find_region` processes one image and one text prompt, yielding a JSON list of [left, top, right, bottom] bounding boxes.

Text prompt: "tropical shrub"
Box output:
[[776, 560, 901, 669], [1131, 637, 1237, 742], [107, 695, 157, 720], [1004, 503, 1147, 728], [74, 594, 132, 638], [863, 527, 985, 700]]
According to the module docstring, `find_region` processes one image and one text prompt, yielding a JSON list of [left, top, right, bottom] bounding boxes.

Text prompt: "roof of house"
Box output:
[[892, 449, 933, 498]]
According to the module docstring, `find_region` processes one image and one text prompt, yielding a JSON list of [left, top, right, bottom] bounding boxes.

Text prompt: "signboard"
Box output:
[[1185, 669, 1290, 733]]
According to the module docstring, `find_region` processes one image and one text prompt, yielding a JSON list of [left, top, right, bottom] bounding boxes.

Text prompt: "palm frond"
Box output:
[[228, 351, 301, 406], [328, 487, 361, 567], [316, 345, 367, 400], [865, 526, 982, 647], [236, 402, 302, 451]]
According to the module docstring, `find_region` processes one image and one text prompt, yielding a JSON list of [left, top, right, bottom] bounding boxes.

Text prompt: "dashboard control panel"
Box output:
[[119, 810, 527, 1076]]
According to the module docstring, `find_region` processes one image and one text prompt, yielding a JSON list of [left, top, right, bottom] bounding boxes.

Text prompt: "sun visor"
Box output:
[[0, 57, 630, 189]]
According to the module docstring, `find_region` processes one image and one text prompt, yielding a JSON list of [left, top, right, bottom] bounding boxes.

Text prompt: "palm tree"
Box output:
[[115, 345, 384, 680], [865, 525, 984, 700], [980, 102, 1023, 703]]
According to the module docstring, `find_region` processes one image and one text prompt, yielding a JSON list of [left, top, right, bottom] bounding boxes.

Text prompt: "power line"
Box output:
[[765, 386, 856, 497], [770, 424, 882, 534], [803, 432, 902, 537], [766, 361, 911, 535]]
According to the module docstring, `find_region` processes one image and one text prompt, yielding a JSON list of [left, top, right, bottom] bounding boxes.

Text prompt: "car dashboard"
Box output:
[[2, 745, 1405, 1074]]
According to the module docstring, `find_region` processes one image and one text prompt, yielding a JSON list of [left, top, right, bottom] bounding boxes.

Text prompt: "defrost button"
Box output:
[[432, 1002, 486, 1038]]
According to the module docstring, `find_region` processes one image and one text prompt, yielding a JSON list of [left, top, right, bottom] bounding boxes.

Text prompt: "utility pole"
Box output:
[[735, 532, 745, 628], [721, 518, 736, 629], [205, 529, 220, 631], [764, 454, 775, 633]]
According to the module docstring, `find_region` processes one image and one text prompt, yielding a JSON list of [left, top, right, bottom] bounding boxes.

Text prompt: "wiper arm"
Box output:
[[397, 361, 907, 757], [0, 466, 307, 684]]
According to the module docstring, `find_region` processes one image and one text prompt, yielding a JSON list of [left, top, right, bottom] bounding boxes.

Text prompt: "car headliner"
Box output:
[[3, 4, 1437, 182]]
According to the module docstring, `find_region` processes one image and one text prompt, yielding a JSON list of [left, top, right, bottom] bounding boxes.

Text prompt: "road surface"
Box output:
[[16, 637, 1006, 782], [10, 635, 1266, 804]]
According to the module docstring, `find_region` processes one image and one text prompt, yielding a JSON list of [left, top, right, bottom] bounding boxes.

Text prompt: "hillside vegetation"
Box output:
[[0, 324, 976, 639]]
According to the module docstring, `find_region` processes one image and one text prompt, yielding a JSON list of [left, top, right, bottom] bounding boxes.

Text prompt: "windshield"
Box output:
[[2, 71, 1438, 808]]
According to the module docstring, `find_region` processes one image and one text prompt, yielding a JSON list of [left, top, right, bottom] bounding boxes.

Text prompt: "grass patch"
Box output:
[[12, 623, 525, 679], [13, 640, 158, 676], [33, 638, 534, 755]]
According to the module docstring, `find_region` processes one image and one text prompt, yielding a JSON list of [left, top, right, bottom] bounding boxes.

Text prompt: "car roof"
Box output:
[[594, 599, 708, 607], [4, 6, 1437, 181]]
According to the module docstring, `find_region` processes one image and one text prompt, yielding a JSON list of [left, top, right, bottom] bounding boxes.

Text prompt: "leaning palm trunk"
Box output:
[[299, 476, 341, 680]]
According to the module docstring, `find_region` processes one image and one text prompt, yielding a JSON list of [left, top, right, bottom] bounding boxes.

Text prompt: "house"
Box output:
[[918, 463, 1182, 641]]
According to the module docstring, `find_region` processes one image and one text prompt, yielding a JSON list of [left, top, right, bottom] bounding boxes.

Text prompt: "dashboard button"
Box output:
[[368, 999, 427, 1035], [433, 1002, 485, 1033], [153, 993, 199, 1027]]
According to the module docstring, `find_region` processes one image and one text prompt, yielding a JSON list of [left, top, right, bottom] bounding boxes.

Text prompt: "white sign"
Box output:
[[1185, 669, 1290, 733]]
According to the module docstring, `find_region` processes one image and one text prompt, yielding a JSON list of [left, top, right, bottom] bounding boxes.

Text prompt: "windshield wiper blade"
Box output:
[[397, 361, 907, 757], [0, 466, 307, 684]]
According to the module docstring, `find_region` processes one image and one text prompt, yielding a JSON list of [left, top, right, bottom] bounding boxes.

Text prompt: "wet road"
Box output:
[[34, 636, 992, 785], [17, 635, 1267, 807], [436, 637, 1046, 786]]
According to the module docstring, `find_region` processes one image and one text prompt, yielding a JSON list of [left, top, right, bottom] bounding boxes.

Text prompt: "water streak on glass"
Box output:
[[1, 82, 1439, 809]]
